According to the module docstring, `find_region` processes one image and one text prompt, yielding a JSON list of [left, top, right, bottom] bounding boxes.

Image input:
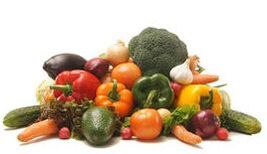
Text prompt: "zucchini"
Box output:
[[220, 109, 261, 134], [220, 90, 231, 111], [3, 105, 41, 128]]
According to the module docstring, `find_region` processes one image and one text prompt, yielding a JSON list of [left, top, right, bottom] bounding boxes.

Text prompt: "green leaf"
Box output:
[[122, 117, 131, 128], [39, 99, 95, 140], [163, 105, 197, 135]]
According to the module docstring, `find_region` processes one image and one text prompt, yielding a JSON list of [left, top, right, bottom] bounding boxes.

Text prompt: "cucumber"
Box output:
[[220, 109, 261, 134], [3, 105, 41, 128]]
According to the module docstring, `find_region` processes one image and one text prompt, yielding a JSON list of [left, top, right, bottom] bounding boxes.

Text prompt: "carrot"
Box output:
[[192, 74, 219, 84], [17, 119, 58, 142], [189, 55, 219, 84], [189, 55, 200, 75], [172, 125, 202, 145]]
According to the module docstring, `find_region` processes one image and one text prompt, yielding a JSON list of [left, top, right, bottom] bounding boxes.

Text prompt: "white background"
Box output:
[[0, 0, 266, 153]]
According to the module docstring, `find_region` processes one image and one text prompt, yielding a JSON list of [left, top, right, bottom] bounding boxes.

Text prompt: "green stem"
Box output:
[[214, 83, 227, 88], [50, 84, 73, 96], [200, 90, 214, 110], [197, 64, 205, 73], [99, 53, 107, 59], [108, 80, 120, 102], [144, 90, 157, 108]]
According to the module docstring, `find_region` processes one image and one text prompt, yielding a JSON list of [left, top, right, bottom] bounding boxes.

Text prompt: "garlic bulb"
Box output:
[[170, 59, 193, 85]]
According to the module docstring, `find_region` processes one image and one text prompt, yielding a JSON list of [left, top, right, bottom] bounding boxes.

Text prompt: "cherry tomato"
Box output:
[[130, 109, 163, 140]]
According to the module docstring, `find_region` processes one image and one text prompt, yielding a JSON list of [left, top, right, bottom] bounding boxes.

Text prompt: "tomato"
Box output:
[[111, 62, 141, 89], [130, 109, 163, 140]]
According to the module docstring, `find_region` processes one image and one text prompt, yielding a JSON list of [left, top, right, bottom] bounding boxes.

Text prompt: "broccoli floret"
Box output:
[[128, 27, 188, 77]]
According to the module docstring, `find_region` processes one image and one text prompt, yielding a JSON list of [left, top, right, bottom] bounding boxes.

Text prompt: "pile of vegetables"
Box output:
[[3, 27, 261, 146]]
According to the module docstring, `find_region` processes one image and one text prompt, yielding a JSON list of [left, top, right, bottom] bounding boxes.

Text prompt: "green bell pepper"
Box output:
[[132, 73, 174, 109]]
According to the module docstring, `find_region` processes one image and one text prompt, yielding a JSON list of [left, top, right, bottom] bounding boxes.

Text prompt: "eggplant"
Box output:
[[43, 53, 86, 79]]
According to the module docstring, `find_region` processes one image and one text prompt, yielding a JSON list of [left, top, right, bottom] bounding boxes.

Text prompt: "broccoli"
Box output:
[[128, 27, 188, 77]]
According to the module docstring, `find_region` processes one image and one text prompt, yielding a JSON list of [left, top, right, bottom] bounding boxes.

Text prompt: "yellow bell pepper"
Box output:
[[176, 84, 222, 116]]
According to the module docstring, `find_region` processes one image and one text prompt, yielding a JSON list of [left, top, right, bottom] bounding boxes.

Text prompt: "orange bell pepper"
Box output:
[[95, 80, 133, 118]]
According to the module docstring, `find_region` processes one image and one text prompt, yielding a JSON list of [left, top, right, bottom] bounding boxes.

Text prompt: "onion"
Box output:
[[157, 108, 171, 120], [107, 40, 130, 66], [101, 73, 112, 83], [84, 58, 110, 79], [190, 110, 220, 138]]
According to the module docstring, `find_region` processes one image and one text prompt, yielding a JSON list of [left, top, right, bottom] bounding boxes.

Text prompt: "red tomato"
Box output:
[[130, 109, 163, 140]]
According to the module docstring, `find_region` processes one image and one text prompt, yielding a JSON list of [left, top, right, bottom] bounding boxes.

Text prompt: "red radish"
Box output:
[[170, 82, 182, 97], [59, 127, 70, 139], [121, 128, 132, 140], [84, 58, 110, 79], [216, 128, 229, 140]]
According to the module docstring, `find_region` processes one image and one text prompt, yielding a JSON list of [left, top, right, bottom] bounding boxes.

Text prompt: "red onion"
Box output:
[[84, 58, 110, 79], [190, 110, 220, 138]]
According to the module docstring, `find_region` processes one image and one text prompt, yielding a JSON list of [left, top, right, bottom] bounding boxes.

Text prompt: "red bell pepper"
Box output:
[[50, 70, 100, 102]]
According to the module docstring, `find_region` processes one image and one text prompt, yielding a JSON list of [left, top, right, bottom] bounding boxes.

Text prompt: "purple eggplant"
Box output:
[[43, 53, 86, 79]]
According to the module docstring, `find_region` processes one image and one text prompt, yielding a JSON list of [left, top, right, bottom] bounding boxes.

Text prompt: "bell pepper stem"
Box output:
[[108, 80, 120, 102], [200, 90, 214, 110], [144, 90, 157, 108], [50, 84, 73, 96]]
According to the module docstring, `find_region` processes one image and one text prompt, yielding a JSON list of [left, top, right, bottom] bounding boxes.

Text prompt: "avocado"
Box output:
[[81, 107, 116, 145]]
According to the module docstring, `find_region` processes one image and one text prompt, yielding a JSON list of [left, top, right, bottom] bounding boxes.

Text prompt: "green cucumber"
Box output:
[[3, 105, 41, 128], [220, 109, 261, 134]]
